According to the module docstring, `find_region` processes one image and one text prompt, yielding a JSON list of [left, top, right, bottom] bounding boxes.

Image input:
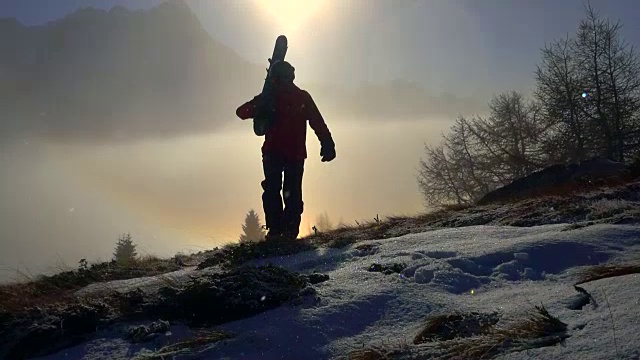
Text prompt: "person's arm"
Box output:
[[236, 95, 261, 120], [304, 91, 336, 162], [304, 91, 332, 141]]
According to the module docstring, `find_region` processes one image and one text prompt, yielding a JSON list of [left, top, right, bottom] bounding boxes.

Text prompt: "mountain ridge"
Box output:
[[0, 0, 264, 143], [0, 1, 486, 144]]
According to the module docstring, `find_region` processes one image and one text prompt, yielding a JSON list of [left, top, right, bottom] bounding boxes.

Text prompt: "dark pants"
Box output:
[[261, 153, 304, 238]]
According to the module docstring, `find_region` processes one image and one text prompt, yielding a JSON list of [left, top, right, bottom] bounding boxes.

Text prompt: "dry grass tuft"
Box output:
[[415, 207, 465, 226], [347, 346, 391, 360], [439, 203, 473, 212], [587, 199, 636, 220], [0, 282, 78, 314], [133, 329, 233, 359], [439, 305, 567, 359], [0, 257, 181, 315], [325, 235, 359, 249], [197, 239, 316, 270], [414, 312, 499, 344], [346, 337, 410, 360], [511, 305, 567, 340], [575, 263, 640, 285]]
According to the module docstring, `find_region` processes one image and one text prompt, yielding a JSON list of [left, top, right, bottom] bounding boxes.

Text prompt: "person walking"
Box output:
[[236, 61, 336, 241]]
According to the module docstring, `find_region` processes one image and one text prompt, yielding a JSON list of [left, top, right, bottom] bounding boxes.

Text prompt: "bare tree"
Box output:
[[567, 3, 640, 161], [418, 92, 550, 207], [418, 3, 640, 208], [597, 9, 640, 161], [418, 142, 466, 207], [535, 35, 589, 162], [418, 118, 497, 207], [468, 92, 551, 179]]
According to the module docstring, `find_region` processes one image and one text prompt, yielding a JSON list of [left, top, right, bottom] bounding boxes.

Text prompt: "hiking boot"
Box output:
[[265, 231, 298, 245], [281, 230, 298, 241], [265, 231, 284, 242]]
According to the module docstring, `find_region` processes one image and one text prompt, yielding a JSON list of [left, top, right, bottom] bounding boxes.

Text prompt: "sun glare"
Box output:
[[254, 0, 326, 34]]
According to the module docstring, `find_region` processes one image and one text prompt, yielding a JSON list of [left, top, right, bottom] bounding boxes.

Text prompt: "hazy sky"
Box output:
[[3, 0, 639, 96], [1, 0, 639, 280]]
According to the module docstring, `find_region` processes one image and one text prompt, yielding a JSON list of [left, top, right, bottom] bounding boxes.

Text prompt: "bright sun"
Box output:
[[254, 0, 326, 34]]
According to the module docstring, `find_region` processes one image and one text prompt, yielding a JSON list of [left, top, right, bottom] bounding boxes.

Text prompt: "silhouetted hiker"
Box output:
[[236, 61, 336, 241]]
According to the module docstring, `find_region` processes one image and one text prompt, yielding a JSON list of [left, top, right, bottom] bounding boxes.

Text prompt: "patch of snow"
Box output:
[[74, 266, 204, 297], [39, 223, 640, 359]]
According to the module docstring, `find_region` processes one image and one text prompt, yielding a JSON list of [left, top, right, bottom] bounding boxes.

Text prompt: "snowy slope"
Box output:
[[36, 223, 640, 359]]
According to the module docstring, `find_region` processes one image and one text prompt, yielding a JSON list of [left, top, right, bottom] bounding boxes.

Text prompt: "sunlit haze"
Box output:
[[253, 0, 327, 35], [1, 0, 638, 281]]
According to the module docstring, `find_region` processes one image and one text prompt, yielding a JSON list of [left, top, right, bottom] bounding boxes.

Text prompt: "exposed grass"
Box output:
[[197, 238, 315, 270], [0, 257, 181, 315], [352, 306, 567, 359], [1, 264, 312, 359], [0, 282, 78, 315], [133, 329, 234, 360], [575, 263, 640, 285], [326, 235, 359, 249], [141, 265, 310, 326], [438, 305, 568, 359], [439, 203, 473, 212], [305, 222, 378, 247], [352, 306, 566, 360], [587, 199, 636, 220], [346, 337, 410, 360], [562, 221, 596, 231], [347, 346, 391, 360], [305, 215, 432, 248], [413, 312, 499, 344], [0, 299, 116, 359]]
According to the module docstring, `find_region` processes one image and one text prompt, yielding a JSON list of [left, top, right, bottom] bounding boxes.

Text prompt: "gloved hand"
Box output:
[[320, 138, 336, 162]]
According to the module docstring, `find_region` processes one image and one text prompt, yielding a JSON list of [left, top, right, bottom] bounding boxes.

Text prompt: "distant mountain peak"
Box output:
[[150, 0, 201, 23], [109, 5, 130, 16], [66, 6, 108, 19], [0, 0, 262, 143], [48, 1, 198, 28], [157, 0, 191, 10]]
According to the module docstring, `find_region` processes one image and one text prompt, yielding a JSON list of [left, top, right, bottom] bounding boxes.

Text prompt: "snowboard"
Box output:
[[253, 35, 288, 136]]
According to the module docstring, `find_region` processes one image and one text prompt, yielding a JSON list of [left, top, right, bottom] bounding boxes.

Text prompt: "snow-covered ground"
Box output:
[[37, 223, 640, 359]]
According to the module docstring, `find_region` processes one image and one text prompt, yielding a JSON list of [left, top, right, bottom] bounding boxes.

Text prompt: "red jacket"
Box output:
[[236, 83, 332, 161]]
